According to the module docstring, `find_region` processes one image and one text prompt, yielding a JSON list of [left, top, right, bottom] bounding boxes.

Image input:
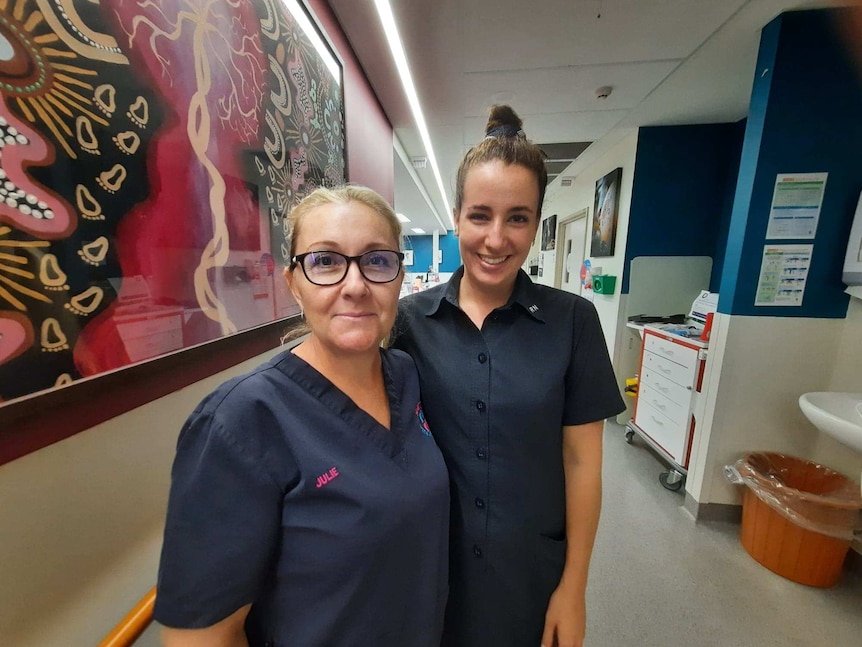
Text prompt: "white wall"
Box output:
[[688, 299, 862, 508], [536, 130, 640, 360], [0, 347, 284, 646]]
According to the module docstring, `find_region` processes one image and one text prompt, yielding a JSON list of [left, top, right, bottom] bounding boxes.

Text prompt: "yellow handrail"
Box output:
[[98, 586, 156, 647]]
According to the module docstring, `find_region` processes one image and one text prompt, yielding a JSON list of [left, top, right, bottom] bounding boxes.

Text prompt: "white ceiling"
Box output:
[[327, 0, 850, 233]]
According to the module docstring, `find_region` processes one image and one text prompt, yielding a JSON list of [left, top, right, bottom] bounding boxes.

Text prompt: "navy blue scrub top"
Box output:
[[392, 267, 625, 647], [153, 348, 449, 647]]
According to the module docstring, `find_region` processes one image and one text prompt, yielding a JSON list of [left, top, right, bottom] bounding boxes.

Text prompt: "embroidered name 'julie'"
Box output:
[[315, 467, 339, 488]]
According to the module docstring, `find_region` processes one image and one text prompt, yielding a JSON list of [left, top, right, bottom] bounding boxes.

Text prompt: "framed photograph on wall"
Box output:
[[591, 168, 623, 257], [0, 0, 346, 461], [541, 214, 558, 251]]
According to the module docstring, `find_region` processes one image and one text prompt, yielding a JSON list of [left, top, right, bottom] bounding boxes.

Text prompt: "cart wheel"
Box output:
[[625, 430, 635, 444], [659, 470, 684, 492]]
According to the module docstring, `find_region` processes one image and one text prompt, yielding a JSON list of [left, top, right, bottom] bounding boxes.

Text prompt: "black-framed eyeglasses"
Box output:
[[291, 250, 404, 286]]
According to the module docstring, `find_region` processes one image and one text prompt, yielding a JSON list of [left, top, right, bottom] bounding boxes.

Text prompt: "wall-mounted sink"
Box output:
[[799, 392, 862, 453]]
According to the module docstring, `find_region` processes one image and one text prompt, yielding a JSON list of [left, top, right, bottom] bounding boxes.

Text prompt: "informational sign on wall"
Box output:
[[754, 244, 813, 306], [765, 173, 828, 239]]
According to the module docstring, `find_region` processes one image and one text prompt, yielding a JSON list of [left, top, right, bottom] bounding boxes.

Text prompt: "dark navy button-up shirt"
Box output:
[[392, 268, 625, 647]]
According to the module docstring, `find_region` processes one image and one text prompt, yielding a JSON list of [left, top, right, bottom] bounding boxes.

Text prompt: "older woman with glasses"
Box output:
[[154, 186, 450, 647]]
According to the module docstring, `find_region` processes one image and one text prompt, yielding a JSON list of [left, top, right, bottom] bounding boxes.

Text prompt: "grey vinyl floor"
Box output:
[[588, 421, 862, 647]]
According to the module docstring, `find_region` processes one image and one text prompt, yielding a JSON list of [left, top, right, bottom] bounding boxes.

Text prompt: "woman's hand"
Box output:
[[541, 582, 586, 647]]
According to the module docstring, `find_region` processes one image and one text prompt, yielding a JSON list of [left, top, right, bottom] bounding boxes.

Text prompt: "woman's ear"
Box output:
[[284, 266, 303, 310], [453, 208, 460, 237]]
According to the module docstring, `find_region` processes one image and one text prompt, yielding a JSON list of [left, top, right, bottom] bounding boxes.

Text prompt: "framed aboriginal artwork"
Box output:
[[0, 1, 345, 412]]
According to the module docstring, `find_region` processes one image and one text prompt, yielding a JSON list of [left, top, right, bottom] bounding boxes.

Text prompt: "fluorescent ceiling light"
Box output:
[[374, 0, 453, 228], [411, 228, 426, 234], [283, 0, 340, 84], [396, 213, 410, 223]]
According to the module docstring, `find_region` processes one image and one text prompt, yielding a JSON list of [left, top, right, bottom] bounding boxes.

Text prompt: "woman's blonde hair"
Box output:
[[287, 185, 403, 263]]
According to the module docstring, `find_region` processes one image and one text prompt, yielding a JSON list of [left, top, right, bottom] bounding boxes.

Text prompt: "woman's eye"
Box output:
[[309, 252, 338, 268], [365, 253, 391, 267]]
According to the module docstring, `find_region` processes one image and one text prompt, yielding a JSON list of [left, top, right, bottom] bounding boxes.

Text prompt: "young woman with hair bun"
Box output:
[[393, 106, 625, 647]]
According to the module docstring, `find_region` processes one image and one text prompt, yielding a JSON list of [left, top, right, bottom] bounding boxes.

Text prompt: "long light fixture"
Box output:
[[374, 0, 454, 228]]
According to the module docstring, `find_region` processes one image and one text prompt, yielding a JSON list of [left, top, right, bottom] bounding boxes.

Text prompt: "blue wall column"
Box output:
[[719, 8, 862, 318], [624, 123, 744, 294], [405, 232, 461, 274]]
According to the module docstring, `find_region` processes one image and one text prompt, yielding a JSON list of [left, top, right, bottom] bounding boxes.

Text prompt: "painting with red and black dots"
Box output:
[[0, 0, 345, 404]]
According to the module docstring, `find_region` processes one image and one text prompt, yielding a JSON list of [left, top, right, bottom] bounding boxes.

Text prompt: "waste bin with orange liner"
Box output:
[[726, 452, 862, 588]]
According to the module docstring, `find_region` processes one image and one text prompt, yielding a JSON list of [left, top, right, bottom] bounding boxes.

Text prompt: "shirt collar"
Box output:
[[424, 267, 546, 322]]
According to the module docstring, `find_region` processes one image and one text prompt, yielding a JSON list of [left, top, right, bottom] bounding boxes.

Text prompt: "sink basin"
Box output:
[[799, 392, 862, 453]]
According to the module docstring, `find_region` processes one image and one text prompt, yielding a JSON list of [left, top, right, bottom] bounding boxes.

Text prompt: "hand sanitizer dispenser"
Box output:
[[843, 192, 862, 286]]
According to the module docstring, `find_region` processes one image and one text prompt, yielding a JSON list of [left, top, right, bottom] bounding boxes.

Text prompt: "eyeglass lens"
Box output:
[[301, 250, 401, 284]]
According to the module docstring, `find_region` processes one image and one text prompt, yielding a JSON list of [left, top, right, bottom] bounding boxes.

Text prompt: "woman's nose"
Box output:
[[485, 221, 505, 248], [341, 260, 370, 293]]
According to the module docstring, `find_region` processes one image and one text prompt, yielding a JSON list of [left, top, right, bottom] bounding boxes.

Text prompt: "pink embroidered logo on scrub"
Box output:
[[415, 402, 432, 437], [315, 466, 339, 488]]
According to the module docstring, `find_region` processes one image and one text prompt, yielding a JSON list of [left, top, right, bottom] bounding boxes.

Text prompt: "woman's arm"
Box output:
[[541, 420, 604, 647], [161, 604, 252, 647]]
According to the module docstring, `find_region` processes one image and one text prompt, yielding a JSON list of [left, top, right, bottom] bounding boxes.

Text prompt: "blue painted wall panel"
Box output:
[[721, 9, 862, 317], [624, 123, 744, 293], [439, 232, 461, 272], [404, 232, 462, 274]]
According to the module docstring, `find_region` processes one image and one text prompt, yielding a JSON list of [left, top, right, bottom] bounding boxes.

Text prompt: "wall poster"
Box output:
[[754, 244, 813, 306], [591, 167, 622, 257], [0, 0, 346, 408], [541, 214, 557, 251], [765, 172, 827, 239]]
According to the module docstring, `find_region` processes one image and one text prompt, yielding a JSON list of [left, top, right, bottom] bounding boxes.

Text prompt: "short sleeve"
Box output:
[[154, 405, 286, 628], [563, 299, 626, 426]]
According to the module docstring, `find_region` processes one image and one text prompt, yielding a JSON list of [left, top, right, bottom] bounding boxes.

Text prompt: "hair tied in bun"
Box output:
[[485, 124, 525, 139]]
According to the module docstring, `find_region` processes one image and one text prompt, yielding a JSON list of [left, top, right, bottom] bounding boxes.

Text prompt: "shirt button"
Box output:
[[478, 352, 488, 363], [476, 400, 486, 412], [473, 544, 483, 558], [475, 497, 485, 509], [476, 447, 487, 459]]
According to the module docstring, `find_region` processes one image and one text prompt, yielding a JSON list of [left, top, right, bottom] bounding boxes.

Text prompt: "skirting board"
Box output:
[[684, 494, 742, 523]]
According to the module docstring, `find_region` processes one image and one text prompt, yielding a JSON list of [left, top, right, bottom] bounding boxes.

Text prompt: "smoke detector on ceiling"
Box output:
[[595, 86, 613, 100]]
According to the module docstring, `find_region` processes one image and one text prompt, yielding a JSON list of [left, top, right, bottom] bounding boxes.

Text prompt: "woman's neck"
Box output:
[[292, 337, 390, 429], [458, 274, 516, 328], [293, 337, 381, 386]]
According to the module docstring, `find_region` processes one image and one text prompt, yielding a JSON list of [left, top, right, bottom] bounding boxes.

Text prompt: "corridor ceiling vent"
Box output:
[[539, 142, 592, 185]]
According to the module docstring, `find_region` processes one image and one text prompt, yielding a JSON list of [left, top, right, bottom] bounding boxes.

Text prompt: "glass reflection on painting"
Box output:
[[0, 0, 345, 405]]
